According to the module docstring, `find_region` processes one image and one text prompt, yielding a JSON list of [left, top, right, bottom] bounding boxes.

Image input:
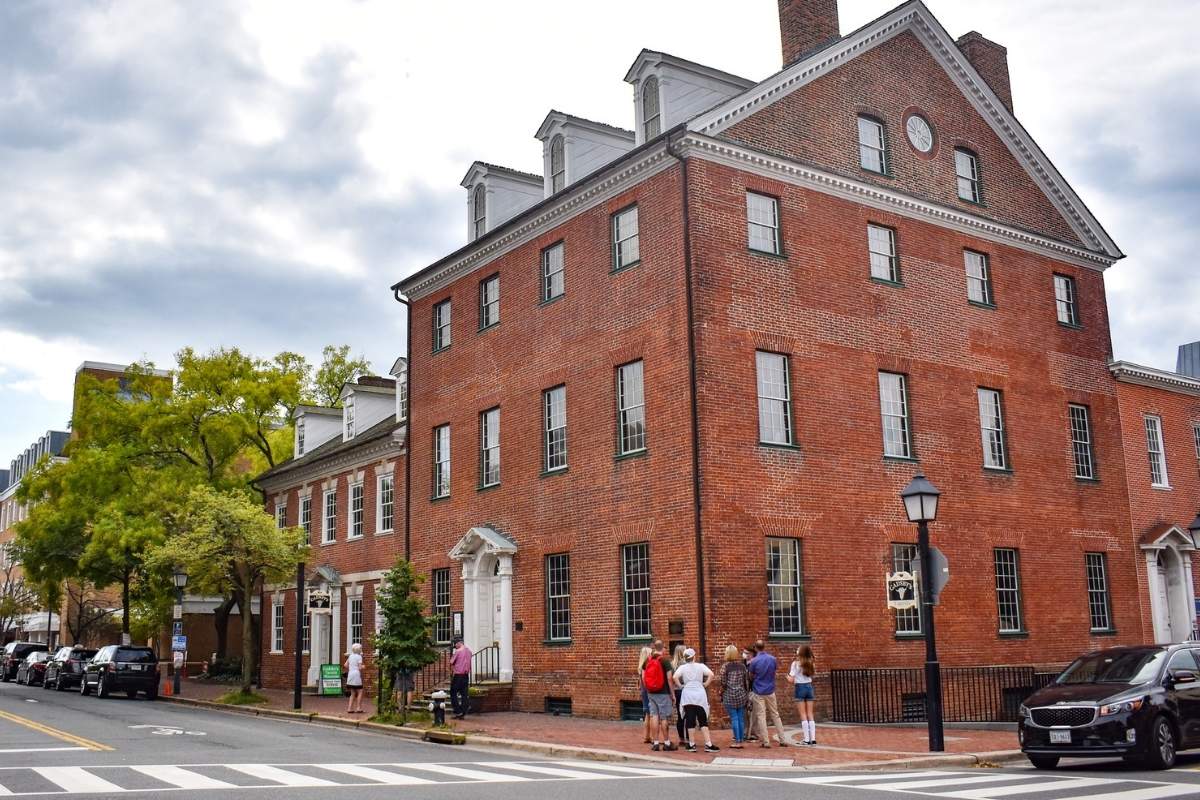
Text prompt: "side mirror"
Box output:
[[1170, 670, 1198, 685]]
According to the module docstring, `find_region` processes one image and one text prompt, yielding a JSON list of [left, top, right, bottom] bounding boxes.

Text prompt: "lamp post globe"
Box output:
[[899, 471, 944, 753], [172, 567, 189, 590], [900, 472, 940, 523]]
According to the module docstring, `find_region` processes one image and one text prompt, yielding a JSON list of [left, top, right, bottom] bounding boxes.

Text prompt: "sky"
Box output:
[[1, 0, 1198, 460]]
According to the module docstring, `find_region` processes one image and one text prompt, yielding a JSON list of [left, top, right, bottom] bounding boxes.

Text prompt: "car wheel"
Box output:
[[145, 689, 157, 701], [97, 676, 110, 699], [55, 676, 65, 692], [1028, 755, 1059, 770], [80, 676, 90, 696], [126, 690, 137, 700], [41, 676, 50, 690], [1144, 715, 1178, 770]]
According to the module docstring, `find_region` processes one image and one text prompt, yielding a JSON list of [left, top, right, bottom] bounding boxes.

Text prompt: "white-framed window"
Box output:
[[296, 417, 305, 456], [1068, 404, 1096, 480], [549, 135, 565, 193], [641, 77, 661, 140], [993, 548, 1023, 633], [343, 395, 355, 440], [272, 600, 284, 653], [397, 375, 408, 421], [755, 351, 792, 446], [857, 115, 886, 173], [767, 537, 805, 636], [544, 385, 567, 472], [891, 543, 921, 635], [433, 299, 451, 352], [349, 482, 364, 538], [300, 496, 312, 540], [746, 192, 781, 255], [546, 553, 571, 641], [479, 273, 500, 330], [433, 424, 451, 498], [868, 224, 900, 283], [349, 596, 363, 646], [377, 474, 394, 533], [978, 388, 1008, 470], [617, 360, 646, 455], [955, 148, 980, 202], [432, 569, 451, 644], [612, 205, 640, 270], [1145, 415, 1169, 487], [322, 488, 336, 544], [479, 407, 500, 487], [965, 250, 993, 306], [542, 242, 564, 301], [275, 502, 287, 530], [879, 372, 912, 459], [472, 184, 486, 239], [621, 542, 651, 639], [1192, 423, 1200, 465], [1054, 274, 1079, 326], [1085, 552, 1112, 632], [301, 601, 310, 653]]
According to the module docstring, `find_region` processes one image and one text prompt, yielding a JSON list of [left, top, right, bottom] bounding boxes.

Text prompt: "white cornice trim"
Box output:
[[679, 134, 1114, 271], [259, 436, 404, 493], [1110, 360, 1200, 397]]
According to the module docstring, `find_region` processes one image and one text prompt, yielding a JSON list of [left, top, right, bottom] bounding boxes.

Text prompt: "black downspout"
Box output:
[[393, 289, 412, 562]]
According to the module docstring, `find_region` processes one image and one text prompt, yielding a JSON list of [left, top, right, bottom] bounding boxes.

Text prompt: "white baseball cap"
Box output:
[[683, 648, 696, 659]]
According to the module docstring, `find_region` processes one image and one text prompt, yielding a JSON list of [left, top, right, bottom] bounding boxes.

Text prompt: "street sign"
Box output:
[[308, 590, 331, 613], [172, 621, 183, 636], [912, 547, 951, 605], [886, 571, 918, 610], [171, 635, 187, 652], [319, 663, 342, 696], [172, 604, 183, 620]]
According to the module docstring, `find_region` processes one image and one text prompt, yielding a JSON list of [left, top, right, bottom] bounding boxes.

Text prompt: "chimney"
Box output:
[[1178, 341, 1200, 379], [956, 31, 1013, 113], [778, 0, 840, 67]]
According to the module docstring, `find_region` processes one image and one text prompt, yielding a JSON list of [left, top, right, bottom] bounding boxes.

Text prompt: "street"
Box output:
[[0, 684, 1199, 799]]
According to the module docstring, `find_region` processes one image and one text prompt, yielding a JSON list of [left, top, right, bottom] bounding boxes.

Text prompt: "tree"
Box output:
[[62, 580, 117, 646], [151, 486, 306, 692], [0, 545, 38, 639], [372, 558, 439, 718], [310, 345, 371, 408]]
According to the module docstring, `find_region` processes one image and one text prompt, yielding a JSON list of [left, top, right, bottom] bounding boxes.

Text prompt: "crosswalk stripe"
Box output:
[[556, 760, 688, 778], [475, 761, 620, 780], [33, 767, 123, 794], [787, 771, 972, 784], [936, 776, 1115, 799], [225, 764, 338, 787], [863, 774, 1034, 791], [399, 763, 531, 782], [315, 765, 435, 785], [1057, 784, 1200, 800], [131, 765, 236, 790]]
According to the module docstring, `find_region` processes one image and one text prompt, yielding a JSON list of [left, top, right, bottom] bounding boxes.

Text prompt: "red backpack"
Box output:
[[643, 657, 666, 693]]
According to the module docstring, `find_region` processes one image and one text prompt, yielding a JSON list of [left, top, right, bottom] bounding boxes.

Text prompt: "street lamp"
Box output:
[[294, 554, 306, 711], [900, 472, 944, 753], [171, 567, 188, 697], [1188, 512, 1200, 550]]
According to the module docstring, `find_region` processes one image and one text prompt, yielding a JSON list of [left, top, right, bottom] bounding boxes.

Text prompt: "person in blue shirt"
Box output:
[[746, 640, 789, 748]]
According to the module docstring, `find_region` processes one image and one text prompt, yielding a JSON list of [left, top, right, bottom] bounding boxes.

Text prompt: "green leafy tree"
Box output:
[[372, 558, 439, 717], [309, 345, 371, 408]]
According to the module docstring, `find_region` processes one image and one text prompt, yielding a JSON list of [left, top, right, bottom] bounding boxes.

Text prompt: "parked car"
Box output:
[[80, 645, 159, 700], [14, 651, 50, 686], [43, 646, 98, 691], [1019, 643, 1200, 770], [0, 642, 48, 682]]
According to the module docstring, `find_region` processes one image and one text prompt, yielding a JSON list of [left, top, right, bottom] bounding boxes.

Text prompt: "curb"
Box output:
[[161, 696, 425, 741], [823, 749, 1026, 772]]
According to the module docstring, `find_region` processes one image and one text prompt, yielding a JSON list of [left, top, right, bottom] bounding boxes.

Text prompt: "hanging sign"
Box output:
[[308, 590, 332, 613], [886, 571, 918, 610]]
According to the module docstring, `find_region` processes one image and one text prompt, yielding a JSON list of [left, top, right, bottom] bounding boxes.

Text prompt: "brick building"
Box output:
[[387, 0, 1150, 720]]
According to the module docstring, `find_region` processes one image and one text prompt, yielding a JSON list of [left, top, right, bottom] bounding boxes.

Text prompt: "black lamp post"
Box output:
[[1188, 512, 1200, 550], [171, 566, 188, 696], [900, 472, 943, 752], [293, 558, 305, 711]]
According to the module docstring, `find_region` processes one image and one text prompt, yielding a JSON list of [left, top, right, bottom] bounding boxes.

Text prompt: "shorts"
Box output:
[[794, 683, 814, 701], [646, 692, 673, 720], [683, 704, 709, 729]]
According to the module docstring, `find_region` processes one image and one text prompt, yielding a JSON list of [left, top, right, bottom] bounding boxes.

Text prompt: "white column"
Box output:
[[330, 588, 342, 666], [498, 553, 513, 682], [461, 557, 478, 652], [1147, 551, 1168, 644], [1183, 553, 1196, 640]]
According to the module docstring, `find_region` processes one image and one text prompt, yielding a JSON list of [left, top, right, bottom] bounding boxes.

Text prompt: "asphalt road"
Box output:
[[2, 679, 1200, 799]]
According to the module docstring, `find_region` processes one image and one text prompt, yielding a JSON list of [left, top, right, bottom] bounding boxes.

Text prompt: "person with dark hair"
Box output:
[[449, 638, 472, 719], [747, 640, 788, 748], [788, 644, 817, 745], [720, 645, 750, 748]]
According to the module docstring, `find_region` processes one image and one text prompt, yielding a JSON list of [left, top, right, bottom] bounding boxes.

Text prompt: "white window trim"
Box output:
[[994, 547, 1023, 634], [322, 488, 337, 545], [867, 224, 899, 283], [376, 473, 394, 534], [857, 115, 887, 174], [746, 192, 781, 255], [433, 425, 451, 499], [1054, 274, 1079, 326], [542, 242, 565, 301], [617, 360, 646, 455], [300, 496, 312, 541], [878, 372, 912, 460], [344, 395, 355, 441], [955, 148, 981, 203], [1068, 403, 1095, 480], [271, 598, 285, 654], [612, 206, 640, 271], [479, 407, 501, 488], [546, 553, 571, 642], [978, 387, 1008, 471], [1145, 415, 1170, 488], [275, 502, 287, 530], [348, 482, 364, 539], [544, 386, 568, 472], [755, 351, 793, 446], [433, 299, 452, 352]]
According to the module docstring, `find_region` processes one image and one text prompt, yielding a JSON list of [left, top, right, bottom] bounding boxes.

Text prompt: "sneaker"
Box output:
[[663, 742, 678, 751], [685, 744, 697, 753], [651, 743, 661, 752], [808, 740, 817, 747], [705, 744, 720, 753]]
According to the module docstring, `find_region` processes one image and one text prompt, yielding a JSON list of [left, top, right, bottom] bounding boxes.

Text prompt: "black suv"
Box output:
[[0, 642, 48, 682], [43, 646, 98, 691], [81, 645, 159, 700], [1019, 644, 1200, 770]]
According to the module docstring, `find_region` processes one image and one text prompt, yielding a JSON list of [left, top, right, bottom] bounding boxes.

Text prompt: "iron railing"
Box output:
[[831, 666, 1061, 723], [409, 644, 503, 697]]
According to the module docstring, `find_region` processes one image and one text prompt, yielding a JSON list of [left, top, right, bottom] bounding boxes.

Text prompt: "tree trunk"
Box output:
[[213, 595, 236, 661], [235, 570, 256, 693], [121, 572, 131, 637]]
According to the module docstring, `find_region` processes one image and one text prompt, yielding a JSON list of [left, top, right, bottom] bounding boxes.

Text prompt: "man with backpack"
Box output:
[[641, 640, 677, 751]]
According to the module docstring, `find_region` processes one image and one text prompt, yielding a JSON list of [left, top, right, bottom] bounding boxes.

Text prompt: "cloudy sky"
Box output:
[[1, 0, 1197, 460]]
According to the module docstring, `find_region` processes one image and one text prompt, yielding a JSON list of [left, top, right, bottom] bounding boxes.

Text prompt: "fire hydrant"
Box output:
[[429, 689, 448, 725]]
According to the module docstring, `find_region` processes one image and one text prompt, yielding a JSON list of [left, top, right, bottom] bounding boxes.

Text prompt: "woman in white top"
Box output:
[[344, 643, 365, 714], [786, 644, 816, 745], [672, 648, 719, 753]]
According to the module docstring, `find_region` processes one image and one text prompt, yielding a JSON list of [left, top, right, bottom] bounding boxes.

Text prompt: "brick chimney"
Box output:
[[956, 31, 1013, 113], [778, 0, 840, 67]]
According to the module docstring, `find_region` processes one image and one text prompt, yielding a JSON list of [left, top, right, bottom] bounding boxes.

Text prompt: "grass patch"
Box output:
[[215, 689, 269, 706], [369, 710, 432, 727]]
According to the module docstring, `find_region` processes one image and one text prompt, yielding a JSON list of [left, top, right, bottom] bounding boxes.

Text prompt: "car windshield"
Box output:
[[114, 648, 156, 664], [54, 648, 72, 660], [1057, 650, 1166, 685], [73, 650, 97, 659]]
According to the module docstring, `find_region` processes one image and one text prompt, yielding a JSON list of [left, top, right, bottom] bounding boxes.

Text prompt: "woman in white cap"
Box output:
[[344, 643, 365, 714], [672, 647, 719, 753]]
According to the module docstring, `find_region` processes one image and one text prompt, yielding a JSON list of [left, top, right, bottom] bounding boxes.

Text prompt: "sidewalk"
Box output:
[[172, 679, 1019, 769]]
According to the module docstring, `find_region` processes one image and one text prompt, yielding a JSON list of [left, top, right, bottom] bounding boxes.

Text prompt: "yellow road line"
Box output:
[[0, 709, 112, 752]]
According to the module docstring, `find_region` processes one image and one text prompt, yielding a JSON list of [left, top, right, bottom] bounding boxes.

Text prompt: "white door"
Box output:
[[476, 579, 494, 648], [492, 578, 503, 646], [1156, 556, 1171, 642]]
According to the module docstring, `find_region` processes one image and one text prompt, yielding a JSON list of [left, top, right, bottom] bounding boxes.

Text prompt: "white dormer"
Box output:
[[623, 49, 755, 146], [390, 357, 408, 422], [460, 162, 543, 241], [535, 111, 635, 197], [338, 377, 398, 442], [294, 406, 341, 456]]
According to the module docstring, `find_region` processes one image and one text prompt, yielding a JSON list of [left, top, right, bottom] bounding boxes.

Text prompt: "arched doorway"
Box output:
[[1142, 524, 1197, 644], [449, 527, 515, 682]]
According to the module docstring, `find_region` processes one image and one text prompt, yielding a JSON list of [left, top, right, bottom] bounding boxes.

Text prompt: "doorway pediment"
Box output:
[[449, 526, 517, 560], [1139, 523, 1196, 552]]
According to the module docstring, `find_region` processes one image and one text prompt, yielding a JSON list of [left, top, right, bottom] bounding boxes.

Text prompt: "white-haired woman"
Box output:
[[344, 643, 365, 714]]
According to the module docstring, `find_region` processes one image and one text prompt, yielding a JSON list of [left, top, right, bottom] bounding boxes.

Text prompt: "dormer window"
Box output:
[[642, 77, 661, 140], [472, 184, 487, 240], [550, 135, 565, 193], [296, 417, 306, 456], [344, 395, 355, 440], [397, 376, 408, 421]]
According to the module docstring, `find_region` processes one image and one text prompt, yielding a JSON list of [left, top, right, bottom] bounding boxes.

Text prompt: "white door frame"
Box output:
[[1142, 525, 1197, 644], [450, 527, 516, 682]]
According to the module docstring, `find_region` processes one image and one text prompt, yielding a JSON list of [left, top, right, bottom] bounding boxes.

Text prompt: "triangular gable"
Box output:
[[1140, 523, 1197, 551], [686, 0, 1121, 261]]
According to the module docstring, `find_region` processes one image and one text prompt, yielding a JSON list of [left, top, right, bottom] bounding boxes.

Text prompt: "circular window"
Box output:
[[906, 114, 935, 154]]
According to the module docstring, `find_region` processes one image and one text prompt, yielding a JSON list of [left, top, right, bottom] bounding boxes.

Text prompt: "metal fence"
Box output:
[[830, 666, 1061, 723]]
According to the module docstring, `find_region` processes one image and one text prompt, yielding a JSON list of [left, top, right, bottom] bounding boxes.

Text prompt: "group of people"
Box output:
[[638, 639, 817, 752]]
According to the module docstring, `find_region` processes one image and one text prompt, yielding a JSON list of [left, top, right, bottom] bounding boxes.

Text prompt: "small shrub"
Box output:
[[216, 689, 269, 706]]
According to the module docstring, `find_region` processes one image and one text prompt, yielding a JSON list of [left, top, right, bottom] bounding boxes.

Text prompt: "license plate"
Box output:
[[1050, 729, 1071, 744], [128, 664, 142, 671]]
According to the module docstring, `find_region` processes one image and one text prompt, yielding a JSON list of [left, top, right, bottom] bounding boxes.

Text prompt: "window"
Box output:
[[964, 250, 993, 306], [433, 299, 451, 352], [472, 184, 486, 239], [272, 602, 284, 652], [767, 537, 804, 636], [300, 496, 312, 540], [612, 206, 640, 270], [978, 388, 1008, 470], [549, 134, 565, 193], [641, 77, 660, 140], [868, 224, 900, 283], [344, 395, 355, 439], [891, 543, 921, 635], [1069, 404, 1096, 480], [432, 569, 451, 644], [479, 274, 500, 330], [955, 148, 980, 202], [1145, 415, 1169, 487], [377, 475, 394, 533], [746, 192, 781, 255], [433, 425, 451, 498], [621, 543, 651, 638], [1054, 274, 1079, 326], [275, 502, 287, 530], [349, 482, 364, 538], [296, 417, 305, 456], [546, 553, 571, 641], [349, 597, 363, 646], [879, 372, 913, 459], [756, 351, 793, 445], [857, 116, 886, 173], [301, 602, 310, 653], [322, 489, 336, 544], [542, 242, 564, 301], [1085, 553, 1112, 632], [544, 385, 567, 472], [994, 548, 1024, 633], [1193, 423, 1200, 464], [616, 360, 646, 455], [479, 408, 500, 487]]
